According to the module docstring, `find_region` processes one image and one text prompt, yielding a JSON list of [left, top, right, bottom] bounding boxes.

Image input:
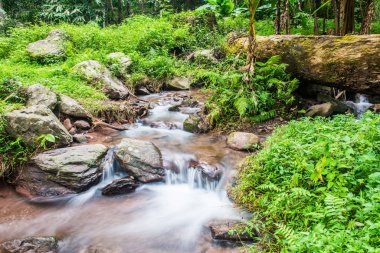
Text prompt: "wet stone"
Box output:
[[1, 236, 58, 253], [101, 177, 139, 196]]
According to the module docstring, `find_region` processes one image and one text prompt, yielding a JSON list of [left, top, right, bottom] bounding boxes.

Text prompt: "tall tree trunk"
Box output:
[[118, 0, 123, 24], [126, 0, 130, 17], [360, 0, 374, 34], [340, 0, 355, 35], [245, 0, 261, 85], [333, 0, 340, 35], [275, 0, 281, 34], [284, 0, 290, 34], [314, 0, 321, 35]]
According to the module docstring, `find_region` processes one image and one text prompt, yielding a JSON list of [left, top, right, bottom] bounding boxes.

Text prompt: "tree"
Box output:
[[360, 0, 374, 34], [340, 0, 355, 35], [244, 0, 261, 84]]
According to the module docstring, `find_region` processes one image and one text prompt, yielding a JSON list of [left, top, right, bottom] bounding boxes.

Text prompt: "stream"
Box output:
[[0, 90, 248, 253]]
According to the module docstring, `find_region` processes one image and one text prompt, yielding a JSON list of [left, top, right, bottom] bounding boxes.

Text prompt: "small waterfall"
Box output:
[[69, 148, 119, 206], [164, 154, 221, 191], [345, 94, 373, 118]]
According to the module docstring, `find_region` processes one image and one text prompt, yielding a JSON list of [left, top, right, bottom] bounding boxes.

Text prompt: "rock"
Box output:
[[15, 144, 108, 198], [229, 35, 380, 95], [168, 105, 180, 112], [79, 245, 122, 253], [26, 84, 57, 109], [73, 120, 91, 130], [305, 102, 334, 117], [369, 104, 380, 113], [73, 134, 87, 143], [26, 29, 67, 63], [106, 52, 132, 78], [183, 114, 210, 133], [63, 118, 72, 131], [114, 138, 165, 183], [101, 177, 139, 196], [226, 132, 260, 151], [208, 220, 255, 241], [73, 60, 130, 99], [188, 49, 218, 64], [59, 95, 92, 119], [69, 127, 77, 135], [1, 236, 58, 253], [5, 106, 72, 147], [136, 87, 150, 95], [167, 77, 190, 90], [191, 161, 222, 180]]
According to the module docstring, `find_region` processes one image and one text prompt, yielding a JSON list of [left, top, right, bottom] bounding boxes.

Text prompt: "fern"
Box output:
[[234, 96, 250, 117], [276, 223, 296, 245]]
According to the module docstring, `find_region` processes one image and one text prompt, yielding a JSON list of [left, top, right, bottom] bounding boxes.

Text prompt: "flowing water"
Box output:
[[345, 94, 373, 118], [0, 91, 248, 253]]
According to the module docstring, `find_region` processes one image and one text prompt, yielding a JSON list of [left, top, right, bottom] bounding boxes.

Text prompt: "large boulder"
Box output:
[[101, 177, 139, 196], [59, 95, 92, 119], [226, 132, 260, 151], [114, 138, 165, 183], [229, 35, 380, 95], [15, 144, 108, 198], [26, 84, 57, 110], [106, 52, 132, 78], [26, 29, 67, 63], [305, 102, 334, 117], [73, 60, 130, 99], [167, 77, 190, 90], [5, 106, 72, 147], [1, 236, 58, 253]]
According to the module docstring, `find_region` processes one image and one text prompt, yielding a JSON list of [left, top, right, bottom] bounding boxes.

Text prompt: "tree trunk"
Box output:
[[314, 0, 321, 35], [360, 0, 374, 34], [333, 0, 340, 35], [0, 0, 5, 19], [275, 0, 281, 34], [118, 0, 123, 24], [229, 35, 380, 95], [285, 0, 290, 34], [340, 0, 355, 35]]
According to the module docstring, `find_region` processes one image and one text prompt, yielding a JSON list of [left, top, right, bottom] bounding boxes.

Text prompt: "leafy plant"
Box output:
[[197, 0, 235, 16], [36, 134, 56, 149], [233, 112, 380, 252], [204, 55, 298, 126]]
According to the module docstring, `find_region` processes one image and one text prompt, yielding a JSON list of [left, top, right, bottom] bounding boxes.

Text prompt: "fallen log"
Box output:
[[228, 35, 380, 95]]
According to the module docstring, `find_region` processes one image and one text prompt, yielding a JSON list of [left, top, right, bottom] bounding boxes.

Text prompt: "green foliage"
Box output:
[[198, 0, 235, 17], [233, 112, 380, 252], [204, 56, 298, 126]]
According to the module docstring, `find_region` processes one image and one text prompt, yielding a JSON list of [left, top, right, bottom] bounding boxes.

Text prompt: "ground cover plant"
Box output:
[[233, 112, 380, 252]]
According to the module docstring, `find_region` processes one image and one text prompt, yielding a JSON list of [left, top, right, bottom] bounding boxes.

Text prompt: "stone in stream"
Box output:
[[190, 161, 222, 181], [208, 220, 256, 242], [5, 105, 72, 147], [73, 60, 130, 100], [0, 236, 58, 253], [15, 144, 108, 199], [79, 244, 122, 253], [59, 94, 92, 119], [226, 132, 260, 151], [114, 138, 165, 183], [73, 120, 91, 130], [26, 29, 68, 63], [101, 177, 140, 196], [183, 114, 210, 133], [26, 84, 58, 110]]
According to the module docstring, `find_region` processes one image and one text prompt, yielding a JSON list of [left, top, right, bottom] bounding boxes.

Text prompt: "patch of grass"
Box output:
[[233, 112, 380, 252]]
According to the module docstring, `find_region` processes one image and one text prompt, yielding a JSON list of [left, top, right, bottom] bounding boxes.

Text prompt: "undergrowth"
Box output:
[[203, 56, 299, 127], [233, 112, 380, 252]]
